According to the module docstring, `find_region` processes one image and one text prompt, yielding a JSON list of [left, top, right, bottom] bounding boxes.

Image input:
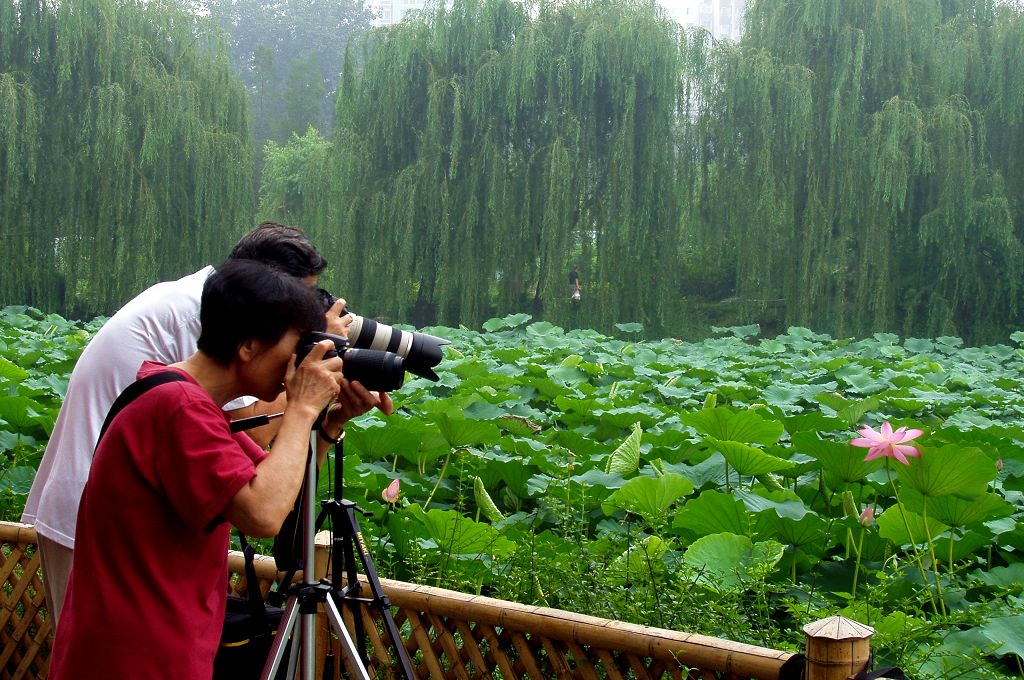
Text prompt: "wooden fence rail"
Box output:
[[1, 522, 873, 679]]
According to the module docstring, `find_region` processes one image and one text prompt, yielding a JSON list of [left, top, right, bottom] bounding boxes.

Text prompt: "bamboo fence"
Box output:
[[2, 522, 872, 679]]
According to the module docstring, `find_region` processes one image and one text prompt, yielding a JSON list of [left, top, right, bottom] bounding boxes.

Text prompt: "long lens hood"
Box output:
[[341, 348, 405, 392], [405, 333, 450, 381]]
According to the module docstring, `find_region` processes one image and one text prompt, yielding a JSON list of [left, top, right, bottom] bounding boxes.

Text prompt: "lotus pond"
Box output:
[[2, 306, 1023, 678]]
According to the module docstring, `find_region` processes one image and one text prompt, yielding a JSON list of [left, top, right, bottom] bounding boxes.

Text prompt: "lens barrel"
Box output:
[[340, 348, 405, 392], [310, 292, 451, 384]]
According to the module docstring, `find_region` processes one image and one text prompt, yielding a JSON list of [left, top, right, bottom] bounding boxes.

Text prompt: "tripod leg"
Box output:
[[262, 433, 327, 680], [324, 593, 372, 680], [335, 504, 417, 680], [301, 602, 319, 679], [261, 595, 301, 680], [339, 522, 369, 666]]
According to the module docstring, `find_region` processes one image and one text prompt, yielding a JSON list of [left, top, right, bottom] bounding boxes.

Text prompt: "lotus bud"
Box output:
[[382, 478, 400, 504]]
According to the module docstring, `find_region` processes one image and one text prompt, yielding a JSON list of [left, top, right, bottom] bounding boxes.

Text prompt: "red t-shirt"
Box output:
[[49, 362, 268, 680]]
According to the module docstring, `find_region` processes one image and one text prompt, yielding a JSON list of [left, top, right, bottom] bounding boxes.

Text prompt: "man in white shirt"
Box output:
[[22, 222, 387, 626]]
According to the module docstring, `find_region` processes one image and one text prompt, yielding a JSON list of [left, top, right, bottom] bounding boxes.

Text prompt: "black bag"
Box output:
[[213, 535, 290, 680]]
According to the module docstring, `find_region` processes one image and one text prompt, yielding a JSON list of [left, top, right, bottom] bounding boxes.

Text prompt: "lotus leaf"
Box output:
[[682, 533, 784, 591], [680, 407, 784, 445], [673, 490, 750, 538], [705, 437, 794, 476], [895, 444, 993, 499], [601, 473, 694, 525], [876, 504, 951, 546]]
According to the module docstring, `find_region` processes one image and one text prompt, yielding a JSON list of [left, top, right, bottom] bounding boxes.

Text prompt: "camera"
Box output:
[[316, 289, 449, 381], [296, 332, 407, 392]]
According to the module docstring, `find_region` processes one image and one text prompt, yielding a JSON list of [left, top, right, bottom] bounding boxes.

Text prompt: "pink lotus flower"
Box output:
[[859, 505, 875, 526], [850, 422, 923, 465], [996, 459, 1004, 471], [382, 478, 401, 504]]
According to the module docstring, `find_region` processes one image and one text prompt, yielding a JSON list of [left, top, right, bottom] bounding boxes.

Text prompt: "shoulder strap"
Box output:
[[97, 371, 188, 446], [237, 533, 272, 620]]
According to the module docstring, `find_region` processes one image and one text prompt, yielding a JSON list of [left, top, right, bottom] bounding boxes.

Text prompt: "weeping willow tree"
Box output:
[[696, 0, 1023, 341], [0, 0, 253, 318], [282, 0, 685, 332], [261, 0, 1024, 341]]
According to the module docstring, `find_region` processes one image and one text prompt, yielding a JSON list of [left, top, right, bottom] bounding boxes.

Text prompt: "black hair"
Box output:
[[227, 222, 328, 277], [198, 259, 326, 365]]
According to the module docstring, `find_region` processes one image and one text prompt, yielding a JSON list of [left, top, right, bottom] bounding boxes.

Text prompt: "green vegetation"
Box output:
[[198, 0, 374, 145], [0, 308, 98, 518], [5, 307, 1024, 677]]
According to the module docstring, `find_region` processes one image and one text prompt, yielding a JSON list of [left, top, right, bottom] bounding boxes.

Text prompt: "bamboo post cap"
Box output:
[[802, 617, 875, 680], [803, 616, 875, 640]]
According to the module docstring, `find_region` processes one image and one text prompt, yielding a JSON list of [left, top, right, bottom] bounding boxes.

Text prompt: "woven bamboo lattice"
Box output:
[[0, 524, 49, 680], [1, 523, 794, 680], [323, 575, 792, 680]]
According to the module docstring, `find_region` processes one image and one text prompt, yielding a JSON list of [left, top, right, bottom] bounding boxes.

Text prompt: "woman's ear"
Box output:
[[237, 338, 260, 363]]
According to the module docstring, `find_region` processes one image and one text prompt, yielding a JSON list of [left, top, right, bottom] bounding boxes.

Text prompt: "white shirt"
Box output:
[[22, 267, 254, 548]]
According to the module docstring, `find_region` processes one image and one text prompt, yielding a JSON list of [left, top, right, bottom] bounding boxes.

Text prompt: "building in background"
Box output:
[[368, 0, 428, 24], [370, 0, 746, 39], [665, 0, 745, 40]]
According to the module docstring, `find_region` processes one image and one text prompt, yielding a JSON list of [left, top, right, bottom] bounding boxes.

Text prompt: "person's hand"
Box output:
[[285, 340, 342, 418], [326, 297, 352, 338], [320, 382, 393, 437]]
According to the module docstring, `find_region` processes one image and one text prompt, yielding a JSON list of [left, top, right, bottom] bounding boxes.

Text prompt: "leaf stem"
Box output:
[[851, 527, 865, 600], [423, 448, 454, 510], [920, 497, 947, 617], [887, 462, 938, 613]]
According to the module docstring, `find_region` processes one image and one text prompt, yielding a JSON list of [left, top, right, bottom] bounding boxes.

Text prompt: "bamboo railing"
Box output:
[[2, 522, 874, 679]]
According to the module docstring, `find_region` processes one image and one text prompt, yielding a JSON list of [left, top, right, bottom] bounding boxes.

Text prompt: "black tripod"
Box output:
[[231, 415, 415, 680]]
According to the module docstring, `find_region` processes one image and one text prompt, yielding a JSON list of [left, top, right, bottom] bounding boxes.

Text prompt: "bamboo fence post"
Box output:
[[802, 616, 875, 679]]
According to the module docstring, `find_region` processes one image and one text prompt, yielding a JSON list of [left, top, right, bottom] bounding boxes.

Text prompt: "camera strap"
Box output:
[[97, 371, 188, 447]]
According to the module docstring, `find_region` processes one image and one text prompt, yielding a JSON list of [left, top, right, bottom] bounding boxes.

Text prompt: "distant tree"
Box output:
[[199, 0, 375, 145], [698, 0, 1024, 341], [0, 0, 253, 317], [258, 126, 333, 225], [250, 0, 1024, 343], [292, 0, 685, 333], [275, 54, 327, 141]]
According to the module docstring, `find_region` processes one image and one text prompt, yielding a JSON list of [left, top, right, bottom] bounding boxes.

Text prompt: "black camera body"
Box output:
[[296, 332, 406, 392]]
